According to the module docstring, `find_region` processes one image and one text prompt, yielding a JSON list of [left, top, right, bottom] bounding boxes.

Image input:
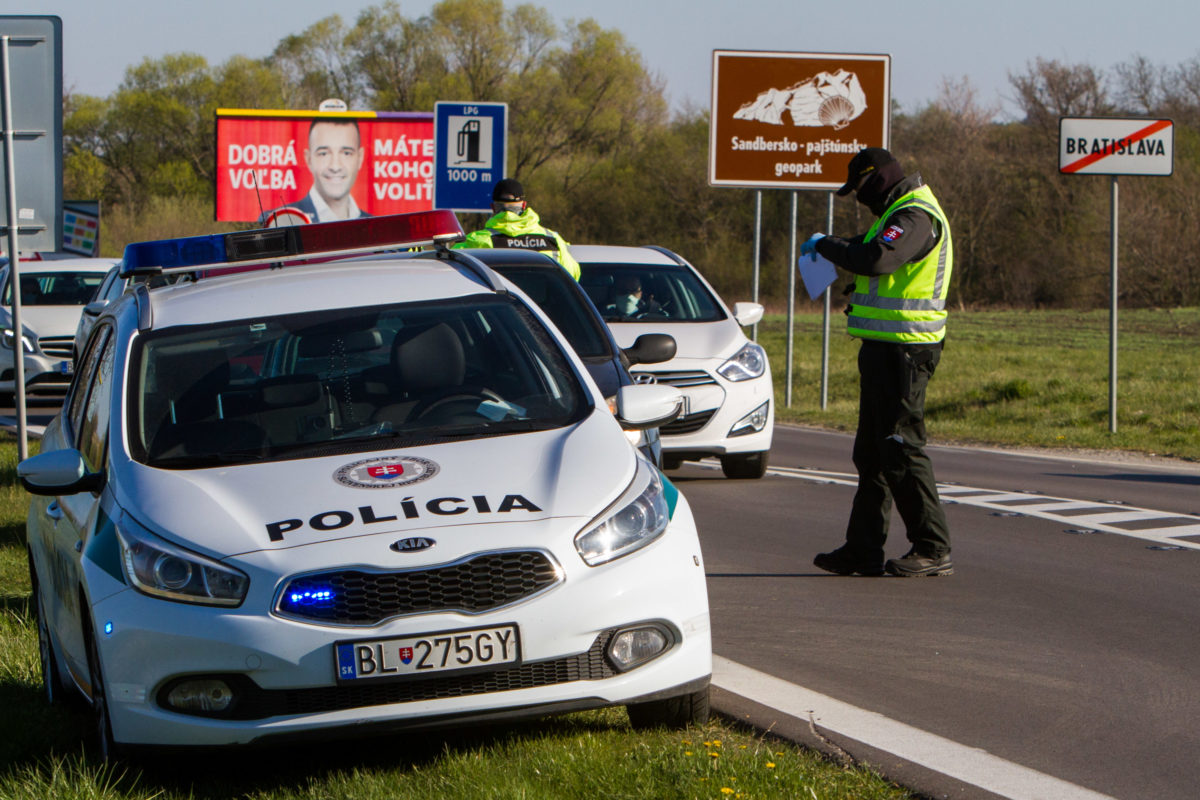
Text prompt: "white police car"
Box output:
[[21, 212, 711, 757], [574, 245, 773, 479]]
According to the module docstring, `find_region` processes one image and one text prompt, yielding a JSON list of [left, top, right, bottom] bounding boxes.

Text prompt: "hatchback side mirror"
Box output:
[[615, 384, 683, 430], [622, 333, 676, 366], [18, 449, 103, 496], [732, 302, 764, 327]]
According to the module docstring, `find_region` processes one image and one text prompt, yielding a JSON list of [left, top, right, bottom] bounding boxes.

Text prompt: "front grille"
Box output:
[[222, 630, 617, 720], [662, 409, 716, 435], [38, 336, 75, 359], [277, 551, 561, 625], [633, 369, 717, 388]]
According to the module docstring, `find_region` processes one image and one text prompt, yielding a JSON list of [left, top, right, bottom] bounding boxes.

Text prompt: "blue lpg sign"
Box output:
[[434, 102, 508, 213]]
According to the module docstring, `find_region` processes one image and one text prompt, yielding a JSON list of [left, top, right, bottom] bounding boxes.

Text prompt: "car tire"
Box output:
[[627, 686, 710, 730], [661, 455, 683, 471], [720, 451, 768, 479], [85, 616, 124, 762], [29, 558, 64, 706]]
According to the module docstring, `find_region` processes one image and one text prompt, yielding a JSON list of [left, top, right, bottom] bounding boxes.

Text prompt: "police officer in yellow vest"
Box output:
[[454, 178, 581, 280], [804, 148, 954, 577]]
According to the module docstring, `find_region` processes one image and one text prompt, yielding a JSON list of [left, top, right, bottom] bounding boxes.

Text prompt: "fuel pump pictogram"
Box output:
[[456, 120, 481, 164]]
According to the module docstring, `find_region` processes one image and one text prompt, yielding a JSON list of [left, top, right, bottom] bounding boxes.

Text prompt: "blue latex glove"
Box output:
[[800, 233, 825, 261]]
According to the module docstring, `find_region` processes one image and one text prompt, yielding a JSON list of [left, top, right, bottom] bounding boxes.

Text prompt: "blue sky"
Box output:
[[8, 0, 1199, 117]]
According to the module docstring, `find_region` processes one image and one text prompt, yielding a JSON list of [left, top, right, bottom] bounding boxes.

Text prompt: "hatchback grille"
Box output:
[[276, 551, 562, 625], [633, 369, 717, 388], [661, 409, 716, 436], [38, 336, 75, 359], [219, 631, 617, 720]]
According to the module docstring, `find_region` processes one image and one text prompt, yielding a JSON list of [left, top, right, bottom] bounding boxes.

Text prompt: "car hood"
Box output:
[[0, 305, 86, 339], [114, 411, 635, 558], [609, 319, 744, 364]]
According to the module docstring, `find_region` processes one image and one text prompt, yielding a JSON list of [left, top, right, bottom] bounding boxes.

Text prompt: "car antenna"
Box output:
[[249, 170, 272, 228]]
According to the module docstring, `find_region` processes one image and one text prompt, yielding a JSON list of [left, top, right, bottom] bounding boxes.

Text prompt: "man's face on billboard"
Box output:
[[305, 122, 364, 204]]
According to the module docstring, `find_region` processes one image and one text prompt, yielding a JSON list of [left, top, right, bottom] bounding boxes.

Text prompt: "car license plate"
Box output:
[[56, 360, 72, 375], [335, 624, 520, 683]]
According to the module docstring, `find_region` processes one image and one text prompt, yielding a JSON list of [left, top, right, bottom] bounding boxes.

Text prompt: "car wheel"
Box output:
[[661, 455, 683, 470], [720, 451, 768, 479], [85, 618, 124, 761], [29, 559, 64, 705], [627, 686, 710, 730]]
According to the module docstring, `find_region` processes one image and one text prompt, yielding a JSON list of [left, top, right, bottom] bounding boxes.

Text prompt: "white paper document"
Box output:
[[797, 254, 839, 300]]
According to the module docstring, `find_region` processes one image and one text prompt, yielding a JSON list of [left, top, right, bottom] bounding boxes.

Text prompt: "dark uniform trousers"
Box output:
[[845, 339, 951, 560]]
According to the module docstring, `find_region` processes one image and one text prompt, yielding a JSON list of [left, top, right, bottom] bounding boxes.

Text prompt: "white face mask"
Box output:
[[620, 294, 640, 315]]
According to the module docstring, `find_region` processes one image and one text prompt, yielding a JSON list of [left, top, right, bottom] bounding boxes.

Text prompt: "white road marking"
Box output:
[[697, 460, 1200, 551], [713, 656, 1117, 800]]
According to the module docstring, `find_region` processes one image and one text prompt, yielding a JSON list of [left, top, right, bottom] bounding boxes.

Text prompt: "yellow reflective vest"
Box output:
[[846, 185, 952, 344], [454, 208, 581, 280]]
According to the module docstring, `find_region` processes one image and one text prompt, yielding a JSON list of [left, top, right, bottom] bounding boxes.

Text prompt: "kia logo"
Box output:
[[390, 537, 435, 553]]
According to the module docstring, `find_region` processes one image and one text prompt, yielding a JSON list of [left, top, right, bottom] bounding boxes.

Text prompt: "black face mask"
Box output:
[[855, 161, 905, 216]]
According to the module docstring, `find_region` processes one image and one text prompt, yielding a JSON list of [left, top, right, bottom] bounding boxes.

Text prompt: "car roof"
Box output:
[[142, 255, 495, 331], [4, 257, 118, 274], [455, 248, 564, 269], [570, 245, 684, 267]]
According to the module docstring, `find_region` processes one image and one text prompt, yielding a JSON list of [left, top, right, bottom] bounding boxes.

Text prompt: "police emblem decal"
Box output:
[[334, 456, 440, 489]]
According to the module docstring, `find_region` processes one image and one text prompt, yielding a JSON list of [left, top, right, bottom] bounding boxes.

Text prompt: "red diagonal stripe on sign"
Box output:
[[1062, 119, 1171, 174]]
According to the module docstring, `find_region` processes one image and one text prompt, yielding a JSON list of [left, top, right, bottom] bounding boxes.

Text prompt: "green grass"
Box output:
[[0, 439, 909, 799], [761, 307, 1200, 460]]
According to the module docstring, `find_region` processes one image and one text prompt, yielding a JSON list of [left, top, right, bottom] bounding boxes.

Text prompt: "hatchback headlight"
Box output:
[[1, 328, 35, 353], [117, 521, 248, 606], [575, 459, 669, 566], [716, 342, 766, 382]]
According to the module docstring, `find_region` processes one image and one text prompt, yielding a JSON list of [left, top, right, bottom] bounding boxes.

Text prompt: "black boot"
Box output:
[[813, 545, 884, 576]]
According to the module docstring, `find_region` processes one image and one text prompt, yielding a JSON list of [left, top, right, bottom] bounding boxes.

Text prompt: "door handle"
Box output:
[[46, 501, 63, 521]]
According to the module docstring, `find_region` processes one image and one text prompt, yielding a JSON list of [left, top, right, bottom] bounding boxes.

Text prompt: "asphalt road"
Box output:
[[683, 425, 1200, 800]]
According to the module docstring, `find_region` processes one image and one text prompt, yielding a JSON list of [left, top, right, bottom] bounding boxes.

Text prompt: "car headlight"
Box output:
[[575, 459, 669, 566], [116, 520, 248, 606], [716, 342, 766, 382], [1, 328, 35, 353]]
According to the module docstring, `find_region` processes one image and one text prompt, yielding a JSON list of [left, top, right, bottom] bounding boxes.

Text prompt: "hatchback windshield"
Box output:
[[579, 263, 726, 324], [3, 270, 106, 306], [130, 294, 588, 467]]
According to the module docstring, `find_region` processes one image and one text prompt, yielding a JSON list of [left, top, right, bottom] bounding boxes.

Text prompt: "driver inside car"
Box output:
[[606, 276, 665, 319]]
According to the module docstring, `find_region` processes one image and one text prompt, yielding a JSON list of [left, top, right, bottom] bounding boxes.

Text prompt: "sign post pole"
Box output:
[[785, 192, 797, 406], [1, 36, 27, 459], [1109, 175, 1118, 434], [751, 190, 761, 342], [821, 191, 834, 409]]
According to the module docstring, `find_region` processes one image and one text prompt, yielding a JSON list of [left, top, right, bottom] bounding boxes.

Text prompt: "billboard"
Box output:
[[709, 50, 890, 190], [215, 109, 434, 223]]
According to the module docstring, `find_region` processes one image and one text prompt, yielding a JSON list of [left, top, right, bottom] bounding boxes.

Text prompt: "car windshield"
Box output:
[[489, 265, 612, 359], [130, 294, 589, 468], [579, 263, 726, 323], [3, 271, 107, 306]]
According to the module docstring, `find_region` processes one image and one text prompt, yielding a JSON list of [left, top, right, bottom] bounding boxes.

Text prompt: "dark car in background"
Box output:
[[444, 249, 677, 466]]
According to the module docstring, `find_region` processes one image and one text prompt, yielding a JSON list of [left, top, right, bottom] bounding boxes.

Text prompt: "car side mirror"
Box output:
[[732, 302, 764, 327], [82, 299, 109, 317], [615, 384, 682, 430], [622, 333, 676, 366], [18, 449, 104, 496]]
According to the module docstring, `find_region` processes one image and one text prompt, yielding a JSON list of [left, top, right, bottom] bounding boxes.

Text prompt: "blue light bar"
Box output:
[[120, 210, 465, 279]]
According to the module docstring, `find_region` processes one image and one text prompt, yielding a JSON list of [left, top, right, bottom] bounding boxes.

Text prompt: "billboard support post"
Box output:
[[1, 36, 27, 459]]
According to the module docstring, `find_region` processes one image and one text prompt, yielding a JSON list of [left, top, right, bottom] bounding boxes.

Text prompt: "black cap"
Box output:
[[836, 148, 897, 196], [492, 178, 525, 202]]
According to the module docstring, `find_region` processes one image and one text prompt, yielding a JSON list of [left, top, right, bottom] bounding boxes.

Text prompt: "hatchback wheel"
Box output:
[[720, 451, 768, 479]]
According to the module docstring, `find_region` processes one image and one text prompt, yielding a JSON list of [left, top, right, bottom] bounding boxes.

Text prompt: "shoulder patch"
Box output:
[[880, 224, 904, 243]]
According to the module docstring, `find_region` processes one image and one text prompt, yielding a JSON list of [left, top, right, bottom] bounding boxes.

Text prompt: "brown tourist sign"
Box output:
[[709, 50, 891, 190]]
